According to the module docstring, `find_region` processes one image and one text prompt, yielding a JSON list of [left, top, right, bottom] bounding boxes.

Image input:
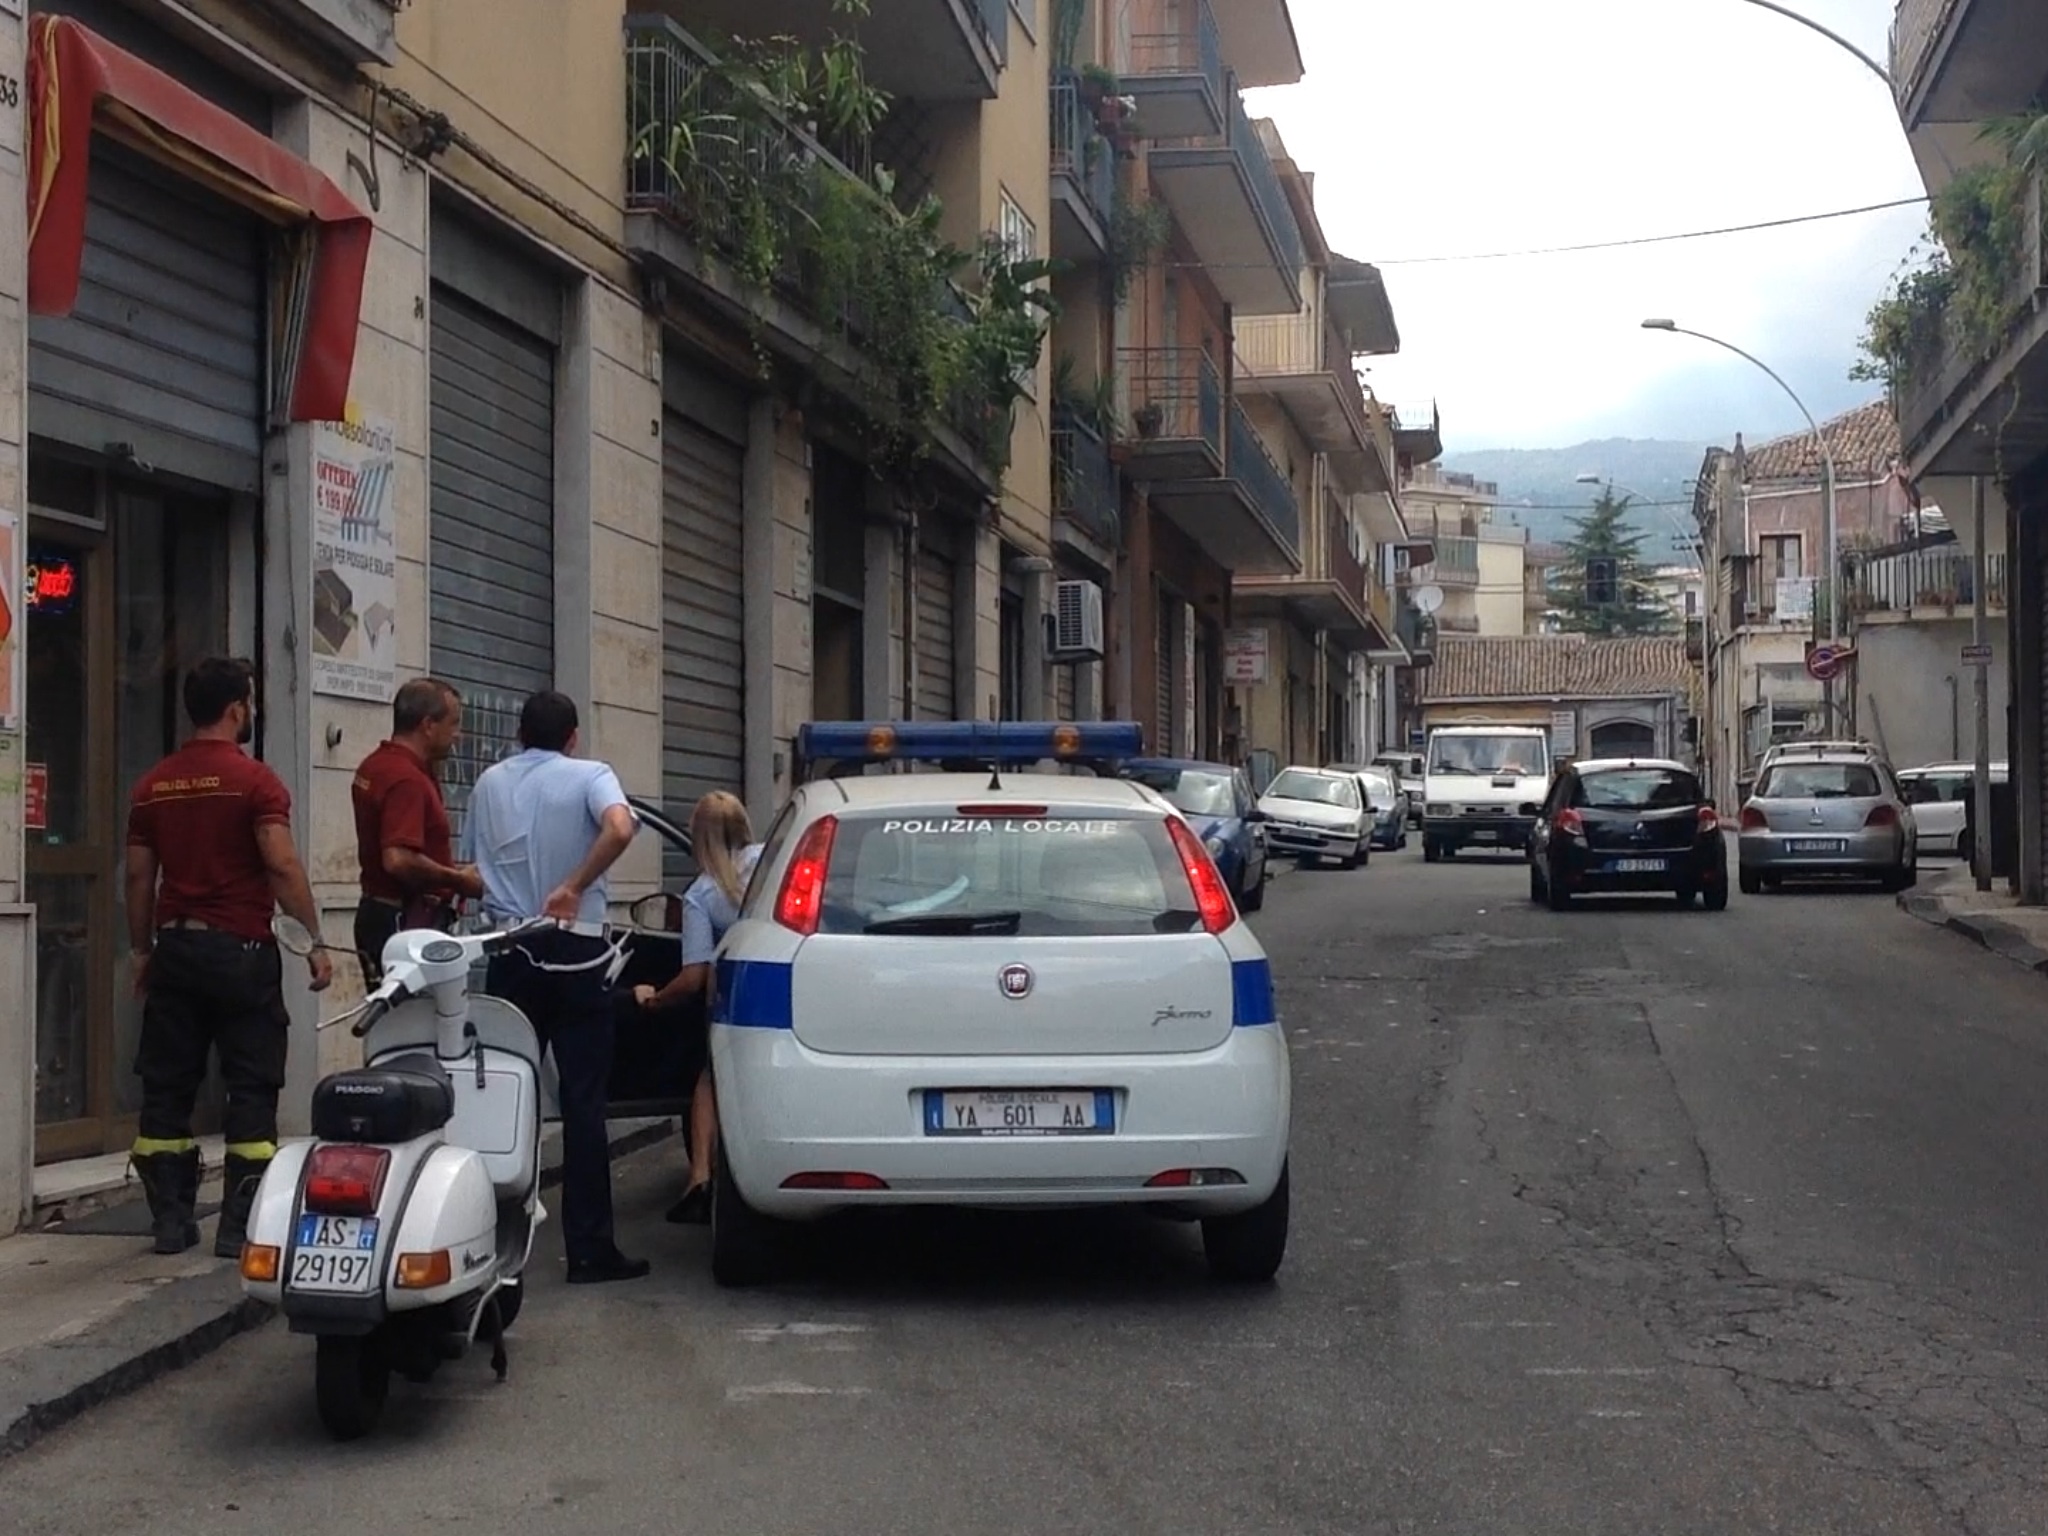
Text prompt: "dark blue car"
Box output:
[[1121, 758, 1269, 912]]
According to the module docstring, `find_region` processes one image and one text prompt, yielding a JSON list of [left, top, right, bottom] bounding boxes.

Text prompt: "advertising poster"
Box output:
[[1223, 627, 1269, 685], [0, 508, 19, 729], [310, 418, 399, 702]]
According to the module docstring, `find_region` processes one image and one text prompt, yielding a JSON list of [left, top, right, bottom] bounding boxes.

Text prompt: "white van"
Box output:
[[1422, 724, 1553, 862]]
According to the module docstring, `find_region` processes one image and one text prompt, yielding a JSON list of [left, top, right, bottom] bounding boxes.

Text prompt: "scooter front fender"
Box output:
[[241, 1141, 315, 1306]]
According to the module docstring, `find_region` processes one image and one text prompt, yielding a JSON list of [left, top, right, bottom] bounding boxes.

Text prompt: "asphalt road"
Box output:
[[8, 852, 2048, 1535]]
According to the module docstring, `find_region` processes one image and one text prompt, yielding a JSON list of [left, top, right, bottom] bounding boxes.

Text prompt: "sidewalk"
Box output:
[[0, 1116, 677, 1459], [1898, 869, 2048, 977]]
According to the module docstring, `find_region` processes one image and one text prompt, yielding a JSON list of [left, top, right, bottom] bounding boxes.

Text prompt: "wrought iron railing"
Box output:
[[1224, 86, 1305, 279], [1889, 0, 1957, 111], [1325, 507, 1367, 607], [1228, 400, 1301, 558], [1050, 71, 1115, 233], [1120, 346, 1224, 455], [1848, 544, 2009, 612], [1053, 407, 1120, 547], [1119, 0, 1225, 106]]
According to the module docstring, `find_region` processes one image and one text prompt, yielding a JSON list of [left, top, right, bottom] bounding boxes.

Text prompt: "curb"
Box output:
[[1896, 886, 2048, 977], [0, 1115, 678, 1462]]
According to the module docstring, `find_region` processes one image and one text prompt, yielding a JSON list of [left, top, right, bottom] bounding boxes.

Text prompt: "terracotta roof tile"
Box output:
[[1743, 399, 1899, 484], [1419, 634, 1696, 704]]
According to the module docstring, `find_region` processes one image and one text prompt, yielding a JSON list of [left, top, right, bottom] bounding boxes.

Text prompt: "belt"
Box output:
[[158, 919, 271, 944]]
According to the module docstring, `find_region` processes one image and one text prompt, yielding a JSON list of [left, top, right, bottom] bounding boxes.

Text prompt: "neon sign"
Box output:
[[25, 551, 78, 616]]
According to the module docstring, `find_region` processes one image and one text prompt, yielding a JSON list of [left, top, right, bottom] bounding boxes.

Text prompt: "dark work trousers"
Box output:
[[137, 929, 289, 1146], [486, 930, 618, 1267], [353, 898, 402, 987]]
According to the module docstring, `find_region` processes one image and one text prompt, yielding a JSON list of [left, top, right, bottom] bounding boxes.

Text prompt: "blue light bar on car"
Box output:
[[795, 720, 1146, 767]]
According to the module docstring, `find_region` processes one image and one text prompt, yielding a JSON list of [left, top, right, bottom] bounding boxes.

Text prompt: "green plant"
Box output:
[[1053, 355, 1121, 439], [1852, 244, 1956, 389], [1106, 192, 1171, 306], [1080, 63, 1121, 100]]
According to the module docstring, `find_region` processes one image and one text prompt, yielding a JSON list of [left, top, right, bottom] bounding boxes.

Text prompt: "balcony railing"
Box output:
[[1120, 0, 1225, 101], [1365, 560, 1395, 642], [1223, 87, 1305, 281], [1890, 0, 1957, 112], [972, 0, 1010, 66], [1325, 509, 1367, 607], [1848, 543, 2009, 613], [1396, 599, 1434, 659], [1436, 614, 1481, 634], [1050, 70, 1116, 233], [1228, 400, 1301, 557], [1121, 346, 1224, 454], [1053, 407, 1120, 548]]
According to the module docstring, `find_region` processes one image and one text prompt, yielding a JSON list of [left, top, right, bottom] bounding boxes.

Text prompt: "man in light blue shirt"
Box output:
[[463, 690, 645, 1284]]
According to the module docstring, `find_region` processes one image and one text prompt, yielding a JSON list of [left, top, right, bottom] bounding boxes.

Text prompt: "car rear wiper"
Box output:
[[862, 911, 1024, 936]]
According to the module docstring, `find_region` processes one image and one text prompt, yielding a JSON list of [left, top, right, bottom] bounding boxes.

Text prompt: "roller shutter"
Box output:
[[660, 403, 747, 886], [915, 521, 959, 720], [27, 143, 263, 492]]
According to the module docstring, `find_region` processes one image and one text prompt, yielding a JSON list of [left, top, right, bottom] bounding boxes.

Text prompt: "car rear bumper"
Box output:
[[711, 1025, 1292, 1219], [1555, 842, 1723, 891], [1740, 828, 1903, 871]]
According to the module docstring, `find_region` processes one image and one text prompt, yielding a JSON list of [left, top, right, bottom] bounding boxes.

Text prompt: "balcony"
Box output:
[[1225, 401, 1304, 570], [1234, 313, 1388, 493], [1390, 401, 1443, 466], [1847, 540, 2009, 616], [1050, 72, 1116, 259], [1210, 0, 1306, 89], [1405, 535, 1479, 591], [1234, 492, 1381, 649], [1328, 257, 1401, 356], [663, 0, 1007, 101], [1892, 0, 2048, 128], [1435, 614, 1481, 634], [622, 17, 998, 488], [1396, 597, 1435, 666], [1053, 407, 1121, 553], [1147, 86, 1305, 314], [1116, 0, 1226, 139], [1898, 171, 2048, 477], [1120, 346, 1224, 480]]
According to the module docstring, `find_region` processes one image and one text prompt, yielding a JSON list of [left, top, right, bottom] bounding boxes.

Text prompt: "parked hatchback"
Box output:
[[1256, 767, 1370, 869], [1121, 757, 1269, 912], [1329, 764, 1408, 851], [1738, 753, 1916, 893], [1897, 761, 2008, 864], [1528, 758, 1727, 910]]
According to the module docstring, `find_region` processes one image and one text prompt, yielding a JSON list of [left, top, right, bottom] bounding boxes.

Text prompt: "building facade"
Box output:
[[1414, 635, 1698, 767]]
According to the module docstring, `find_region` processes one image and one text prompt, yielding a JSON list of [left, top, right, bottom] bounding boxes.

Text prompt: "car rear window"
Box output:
[[1574, 768, 1701, 810], [1267, 770, 1358, 808], [1124, 766, 1234, 818], [1759, 763, 1882, 800], [815, 812, 1203, 937]]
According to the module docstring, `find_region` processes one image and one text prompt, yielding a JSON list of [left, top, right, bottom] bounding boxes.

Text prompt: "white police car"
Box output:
[[705, 721, 1291, 1287]]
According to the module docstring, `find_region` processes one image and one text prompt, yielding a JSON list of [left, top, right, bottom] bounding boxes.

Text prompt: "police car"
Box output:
[[704, 721, 1291, 1288]]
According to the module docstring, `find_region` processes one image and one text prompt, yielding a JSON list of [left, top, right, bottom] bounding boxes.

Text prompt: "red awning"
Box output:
[[24, 15, 372, 424]]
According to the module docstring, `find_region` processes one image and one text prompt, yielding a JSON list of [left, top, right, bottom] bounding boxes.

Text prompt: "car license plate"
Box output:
[[923, 1089, 1114, 1138], [290, 1212, 380, 1293], [1787, 838, 1847, 854], [1610, 858, 1667, 873], [1471, 829, 1497, 842]]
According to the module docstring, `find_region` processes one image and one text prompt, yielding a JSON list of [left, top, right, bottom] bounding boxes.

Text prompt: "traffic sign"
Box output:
[[1804, 643, 1851, 682], [1962, 643, 1994, 666]]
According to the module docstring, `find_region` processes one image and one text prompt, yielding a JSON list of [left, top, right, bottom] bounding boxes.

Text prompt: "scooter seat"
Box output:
[[310, 1056, 456, 1143]]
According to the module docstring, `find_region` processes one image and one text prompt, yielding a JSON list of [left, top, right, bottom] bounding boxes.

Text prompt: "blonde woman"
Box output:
[[633, 791, 762, 1224]]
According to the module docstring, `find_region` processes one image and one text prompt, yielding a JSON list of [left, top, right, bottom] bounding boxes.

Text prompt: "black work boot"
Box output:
[[131, 1149, 201, 1255], [214, 1154, 271, 1260]]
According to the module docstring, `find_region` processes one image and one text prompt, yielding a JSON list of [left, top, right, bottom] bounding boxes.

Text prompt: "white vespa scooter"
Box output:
[[240, 915, 567, 1440]]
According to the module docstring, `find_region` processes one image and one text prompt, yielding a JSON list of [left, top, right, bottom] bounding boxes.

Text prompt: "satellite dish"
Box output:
[[1412, 584, 1446, 615]]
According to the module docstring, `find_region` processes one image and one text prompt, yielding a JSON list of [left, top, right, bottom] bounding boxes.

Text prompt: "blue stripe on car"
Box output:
[[714, 959, 794, 1029], [1231, 958, 1277, 1027]]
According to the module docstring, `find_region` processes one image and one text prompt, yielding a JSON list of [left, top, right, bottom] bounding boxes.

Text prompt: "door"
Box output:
[[428, 284, 557, 833], [1589, 719, 1655, 758], [914, 521, 958, 720], [660, 407, 746, 886]]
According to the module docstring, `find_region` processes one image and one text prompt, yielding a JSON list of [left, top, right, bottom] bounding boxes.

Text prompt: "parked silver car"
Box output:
[[1737, 752, 1917, 893], [1256, 766, 1370, 869]]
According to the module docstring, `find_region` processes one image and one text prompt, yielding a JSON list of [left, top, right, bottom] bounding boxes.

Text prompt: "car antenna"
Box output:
[[985, 758, 1003, 792]]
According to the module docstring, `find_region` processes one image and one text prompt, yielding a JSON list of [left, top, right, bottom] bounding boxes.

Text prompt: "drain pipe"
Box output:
[[903, 506, 920, 718]]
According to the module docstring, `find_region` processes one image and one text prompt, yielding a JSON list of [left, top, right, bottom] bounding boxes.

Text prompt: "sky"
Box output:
[[1243, 0, 1931, 459]]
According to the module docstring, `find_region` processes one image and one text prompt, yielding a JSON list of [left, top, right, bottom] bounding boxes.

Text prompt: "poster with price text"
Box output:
[[310, 418, 400, 702]]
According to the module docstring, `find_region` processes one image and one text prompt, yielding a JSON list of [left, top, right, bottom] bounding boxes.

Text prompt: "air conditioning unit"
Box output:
[[1052, 579, 1106, 660]]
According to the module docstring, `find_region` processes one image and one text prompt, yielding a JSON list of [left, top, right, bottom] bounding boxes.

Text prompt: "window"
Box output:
[[1758, 763, 1881, 800], [1125, 765, 1236, 817], [1759, 534, 1802, 581], [1427, 733, 1550, 777], [1574, 768, 1702, 811], [998, 191, 1039, 397], [1265, 769, 1359, 809]]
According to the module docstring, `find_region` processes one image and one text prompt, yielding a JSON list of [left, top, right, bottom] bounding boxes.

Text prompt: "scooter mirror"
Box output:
[[272, 915, 318, 956], [630, 892, 683, 933]]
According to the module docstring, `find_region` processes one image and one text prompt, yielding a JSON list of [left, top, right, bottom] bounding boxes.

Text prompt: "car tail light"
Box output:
[[304, 1145, 390, 1216], [1740, 806, 1767, 831], [774, 815, 839, 936], [780, 1172, 889, 1191], [1166, 815, 1236, 933], [1554, 808, 1585, 836], [1865, 804, 1900, 828], [1698, 806, 1720, 833]]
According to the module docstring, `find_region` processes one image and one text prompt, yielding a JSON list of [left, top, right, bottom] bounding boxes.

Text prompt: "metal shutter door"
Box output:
[[915, 523, 958, 720], [429, 284, 556, 830], [27, 145, 263, 492], [1154, 589, 1174, 754], [661, 411, 746, 887]]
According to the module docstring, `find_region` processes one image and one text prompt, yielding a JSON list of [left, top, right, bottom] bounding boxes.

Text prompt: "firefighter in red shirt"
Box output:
[[351, 677, 483, 983], [124, 657, 332, 1258]]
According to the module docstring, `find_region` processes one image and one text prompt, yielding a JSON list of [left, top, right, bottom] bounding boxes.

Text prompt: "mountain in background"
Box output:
[[1438, 438, 1710, 558]]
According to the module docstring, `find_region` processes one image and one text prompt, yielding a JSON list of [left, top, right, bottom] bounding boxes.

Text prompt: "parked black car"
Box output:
[[1527, 758, 1728, 911]]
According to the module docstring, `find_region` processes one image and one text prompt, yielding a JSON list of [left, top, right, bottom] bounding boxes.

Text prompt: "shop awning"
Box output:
[[25, 15, 371, 424]]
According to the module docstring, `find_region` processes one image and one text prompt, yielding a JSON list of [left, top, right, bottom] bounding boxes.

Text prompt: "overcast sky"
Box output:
[[1244, 0, 1929, 458]]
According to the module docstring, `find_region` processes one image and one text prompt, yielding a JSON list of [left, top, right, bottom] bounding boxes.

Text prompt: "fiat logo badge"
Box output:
[[998, 964, 1033, 1000]]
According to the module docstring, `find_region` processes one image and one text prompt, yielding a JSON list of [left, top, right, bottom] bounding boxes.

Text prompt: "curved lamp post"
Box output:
[[1731, 0, 1891, 90], [1641, 318, 1840, 727]]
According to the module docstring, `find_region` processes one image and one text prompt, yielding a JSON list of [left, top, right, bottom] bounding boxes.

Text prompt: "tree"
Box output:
[[1549, 490, 1676, 636]]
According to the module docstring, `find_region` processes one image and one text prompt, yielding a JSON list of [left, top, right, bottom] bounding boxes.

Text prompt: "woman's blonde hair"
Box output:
[[691, 791, 755, 908]]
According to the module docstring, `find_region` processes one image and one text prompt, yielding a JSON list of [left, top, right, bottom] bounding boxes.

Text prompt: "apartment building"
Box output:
[[1888, 0, 2048, 897]]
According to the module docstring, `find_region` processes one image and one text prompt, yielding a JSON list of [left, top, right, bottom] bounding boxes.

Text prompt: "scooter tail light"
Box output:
[[395, 1250, 453, 1289], [1165, 815, 1236, 934], [303, 1145, 391, 1216], [774, 815, 839, 936], [240, 1243, 280, 1283]]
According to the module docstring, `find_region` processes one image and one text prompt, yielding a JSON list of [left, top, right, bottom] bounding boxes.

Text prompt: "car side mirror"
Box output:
[[629, 892, 684, 933], [1245, 808, 1267, 823]]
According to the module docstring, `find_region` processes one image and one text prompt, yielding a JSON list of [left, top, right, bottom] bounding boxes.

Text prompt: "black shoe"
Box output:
[[131, 1149, 201, 1256], [664, 1182, 712, 1226], [215, 1154, 270, 1260], [566, 1253, 651, 1285]]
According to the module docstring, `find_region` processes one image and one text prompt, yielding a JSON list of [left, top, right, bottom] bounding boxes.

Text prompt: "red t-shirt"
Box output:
[[353, 740, 453, 903], [126, 739, 292, 943]]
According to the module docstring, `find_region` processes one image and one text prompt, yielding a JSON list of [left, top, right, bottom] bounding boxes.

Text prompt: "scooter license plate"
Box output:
[[290, 1213, 380, 1294]]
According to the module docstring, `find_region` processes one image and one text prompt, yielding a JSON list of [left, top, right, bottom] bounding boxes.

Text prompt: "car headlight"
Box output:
[[1203, 834, 1226, 856]]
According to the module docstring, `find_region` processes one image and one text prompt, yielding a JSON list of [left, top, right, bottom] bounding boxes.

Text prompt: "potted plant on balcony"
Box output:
[[1132, 400, 1165, 438]]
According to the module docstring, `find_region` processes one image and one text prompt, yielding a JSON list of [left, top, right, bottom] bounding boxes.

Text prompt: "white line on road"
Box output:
[[1525, 1367, 1661, 1377], [726, 1381, 874, 1401], [734, 1322, 872, 1343]]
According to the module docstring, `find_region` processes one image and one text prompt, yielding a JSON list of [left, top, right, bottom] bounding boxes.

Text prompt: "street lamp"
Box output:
[[1729, 0, 1890, 91], [1641, 318, 1840, 730]]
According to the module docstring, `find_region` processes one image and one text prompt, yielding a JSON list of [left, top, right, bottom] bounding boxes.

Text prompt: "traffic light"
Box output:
[[1585, 557, 1619, 606]]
